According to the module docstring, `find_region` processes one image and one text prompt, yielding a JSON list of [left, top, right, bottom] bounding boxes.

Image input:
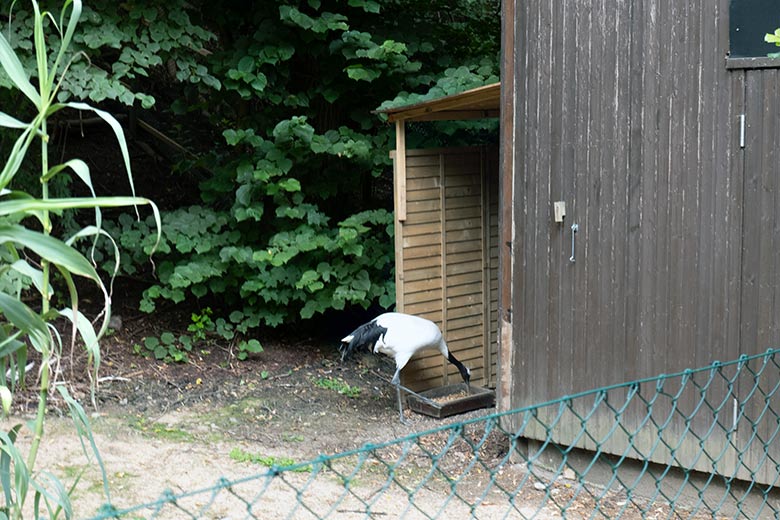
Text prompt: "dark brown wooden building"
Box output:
[[383, 0, 780, 484], [380, 0, 780, 483], [499, 0, 780, 483]]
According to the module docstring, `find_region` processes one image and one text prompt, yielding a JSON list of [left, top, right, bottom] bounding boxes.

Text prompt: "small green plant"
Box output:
[[312, 376, 361, 398], [228, 447, 310, 472], [141, 332, 193, 362], [766, 28, 780, 58], [131, 417, 193, 442], [137, 309, 262, 362], [187, 307, 215, 342], [237, 338, 264, 360]]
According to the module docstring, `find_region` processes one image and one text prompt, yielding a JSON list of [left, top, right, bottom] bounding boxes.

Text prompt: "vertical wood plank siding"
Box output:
[[508, 0, 780, 482], [739, 68, 780, 484], [397, 147, 500, 391]]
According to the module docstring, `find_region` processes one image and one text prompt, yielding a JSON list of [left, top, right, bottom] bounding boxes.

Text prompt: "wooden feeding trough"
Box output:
[[407, 384, 495, 419]]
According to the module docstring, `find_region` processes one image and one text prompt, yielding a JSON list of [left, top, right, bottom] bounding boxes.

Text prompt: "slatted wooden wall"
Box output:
[[737, 67, 780, 484], [503, 0, 780, 484], [486, 152, 500, 387], [393, 146, 499, 391]]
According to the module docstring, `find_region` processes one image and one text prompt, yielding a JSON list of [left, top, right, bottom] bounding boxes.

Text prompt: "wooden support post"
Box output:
[[392, 120, 406, 313], [481, 147, 492, 388], [440, 151, 448, 386], [394, 121, 407, 222]]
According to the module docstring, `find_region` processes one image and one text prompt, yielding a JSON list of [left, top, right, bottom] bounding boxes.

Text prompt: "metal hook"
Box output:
[[569, 223, 579, 262]]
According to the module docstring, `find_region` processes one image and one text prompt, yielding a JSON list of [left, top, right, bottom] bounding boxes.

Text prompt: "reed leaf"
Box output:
[[68, 225, 122, 295], [32, 1, 50, 104], [9, 259, 52, 299], [0, 126, 35, 191], [0, 195, 154, 214], [51, 0, 81, 89], [42, 159, 92, 187], [0, 292, 49, 353], [0, 112, 33, 130], [0, 28, 40, 105], [0, 1, 158, 516], [0, 385, 10, 415], [0, 425, 25, 510], [0, 225, 100, 282], [0, 333, 25, 360], [62, 102, 139, 210], [58, 308, 98, 362], [57, 384, 111, 503]]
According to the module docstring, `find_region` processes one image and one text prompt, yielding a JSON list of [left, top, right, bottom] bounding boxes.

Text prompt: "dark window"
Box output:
[[730, 0, 780, 58]]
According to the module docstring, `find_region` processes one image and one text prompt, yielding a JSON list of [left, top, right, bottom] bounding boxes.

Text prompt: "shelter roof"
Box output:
[[377, 82, 500, 122]]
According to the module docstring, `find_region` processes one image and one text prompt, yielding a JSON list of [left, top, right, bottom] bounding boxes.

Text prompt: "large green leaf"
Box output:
[[0, 112, 32, 130], [32, 1, 50, 103], [10, 259, 52, 299], [0, 425, 25, 512], [0, 127, 35, 191], [0, 197, 162, 254], [0, 29, 40, 106], [0, 225, 99, 282], [0, 292, 49, 352], [61, 103, 138, 208]]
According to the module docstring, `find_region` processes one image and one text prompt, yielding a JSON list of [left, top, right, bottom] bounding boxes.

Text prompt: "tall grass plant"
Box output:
[[0, 1, 159, 517]]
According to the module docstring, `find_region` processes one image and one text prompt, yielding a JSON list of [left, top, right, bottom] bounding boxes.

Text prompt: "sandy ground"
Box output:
[[2, 336, 538, 519], [1, 333, 731, 519]]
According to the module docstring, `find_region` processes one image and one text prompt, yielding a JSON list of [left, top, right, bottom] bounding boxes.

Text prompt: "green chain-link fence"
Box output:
[[88, 348, 780, 519]]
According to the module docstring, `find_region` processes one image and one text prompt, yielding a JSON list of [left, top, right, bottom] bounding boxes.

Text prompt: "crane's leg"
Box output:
[[396, 384, 407, 424], [391, 367, 401, 386], [391, 367, 408, 424]]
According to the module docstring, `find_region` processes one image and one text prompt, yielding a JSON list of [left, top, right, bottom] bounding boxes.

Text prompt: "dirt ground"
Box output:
[[2, 310, 526, 519], [1, 308, 733, 519]]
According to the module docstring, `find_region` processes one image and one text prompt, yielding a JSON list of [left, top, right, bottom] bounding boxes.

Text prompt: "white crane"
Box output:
[[340, 312, 471, 422]]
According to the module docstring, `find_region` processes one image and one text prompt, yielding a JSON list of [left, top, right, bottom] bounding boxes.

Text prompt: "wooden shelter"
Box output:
[[500, 0, 780, 484], [379, 83, 501, 391]]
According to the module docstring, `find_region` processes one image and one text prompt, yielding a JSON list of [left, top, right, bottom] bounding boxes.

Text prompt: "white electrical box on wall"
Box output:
[[553, 201, 566, 223]]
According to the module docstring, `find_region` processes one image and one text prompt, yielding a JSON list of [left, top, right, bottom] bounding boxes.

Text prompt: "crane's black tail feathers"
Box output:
[[340, 319, 388, 362]]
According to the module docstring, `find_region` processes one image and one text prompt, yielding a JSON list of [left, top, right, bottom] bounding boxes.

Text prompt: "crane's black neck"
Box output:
[[447, 352, 471, 386]]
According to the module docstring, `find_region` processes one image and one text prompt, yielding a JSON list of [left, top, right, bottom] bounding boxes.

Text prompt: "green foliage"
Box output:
[[140, 332, 192, 362], [135, 307, 263, 363], [99, 205, 395, 327], [188, 307, 214, 342], [0, 0, 218, 108], [4, 0, 499, 332], [228, 447, 310, 472], [0, 1, 159, 518], [313, 376, 361, 398], [131, 417, 193, 442], [238, 339, 264, 361], [766, 28, 780, 58]]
